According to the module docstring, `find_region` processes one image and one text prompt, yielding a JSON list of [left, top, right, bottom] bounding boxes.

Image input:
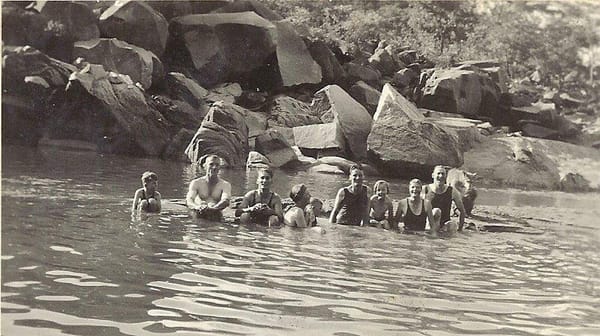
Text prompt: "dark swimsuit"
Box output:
[[336, 186, 368, 226], [403, 199, 426, 231], [248, 190, 277, 225], [426, 185, 453, 224]]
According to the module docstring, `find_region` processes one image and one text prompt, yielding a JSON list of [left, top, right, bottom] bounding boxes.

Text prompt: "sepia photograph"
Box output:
[[2, 0, 599, 335]]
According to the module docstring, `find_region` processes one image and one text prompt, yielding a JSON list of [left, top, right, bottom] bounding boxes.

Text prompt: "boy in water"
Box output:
[[368, 180, 394, 229], [132, 171, 162, 213], [237, 168, 283, 226], [329, 165, 370, 226]]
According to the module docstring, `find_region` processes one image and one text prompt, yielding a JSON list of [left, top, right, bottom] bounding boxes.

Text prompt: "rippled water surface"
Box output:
[[2, 146, 600, 335]]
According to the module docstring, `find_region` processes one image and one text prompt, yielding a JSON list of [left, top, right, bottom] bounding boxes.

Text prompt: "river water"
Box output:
[[2, 145, 600, 335]]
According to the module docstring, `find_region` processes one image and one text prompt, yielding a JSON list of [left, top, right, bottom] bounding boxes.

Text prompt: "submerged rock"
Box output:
[[185, 101, 249, 167], [367, 84, 462, 178], [99, 0, 169, 57]]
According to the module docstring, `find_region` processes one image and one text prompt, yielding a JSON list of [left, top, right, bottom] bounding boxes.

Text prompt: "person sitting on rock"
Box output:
[[284, 184, 319, 227], [368, 180, 394, 229], [421, 165, 466, 234], [186, 155, 231, 220], [237, 168, 283, 226], [329, 165, 370, 226], [396, 179, 435, 234], [132, 171, 162, 214]]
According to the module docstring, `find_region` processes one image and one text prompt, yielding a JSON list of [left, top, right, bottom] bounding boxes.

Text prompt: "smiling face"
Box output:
[[256, 170, 273, 191], [432, 166, 447, 184], [349, 168, 364, 187], [204, 156, 221, 179], [375, 184, 388, 198], [408, 181, 422, 198]]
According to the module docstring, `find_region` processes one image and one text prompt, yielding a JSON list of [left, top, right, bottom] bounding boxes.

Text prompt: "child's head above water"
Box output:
[[373, 180, 389, 196], [290, 184, 310, 205], [141, 171, 158, 190], [141, 171, 158, 183]]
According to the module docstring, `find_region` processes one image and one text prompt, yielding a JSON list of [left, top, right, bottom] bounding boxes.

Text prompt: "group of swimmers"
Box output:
[[132, 154, 467, 236]]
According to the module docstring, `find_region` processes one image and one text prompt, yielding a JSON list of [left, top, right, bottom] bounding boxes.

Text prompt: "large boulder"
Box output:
[[454, 60, 508, 93], [99, 0, 168, 57], [165, 72, 208, 108], [307, 40, 346, 84], [184, 101, 249, 167], [311, 85, 373, 160], [293, 123, 344, 158], [73, 38, 164, 90], [419, 68, 501, 121], [2, 46, 77, 145], [343, 62, 381, 88], [212, 0, 283, 21], [254, 129, 298, 168], [367, 84, 463, 178], [368, 45, 397, 76], [161, 128, 196, 161], [273, 21, 322, 87], [148, 95, 206, 131], [168, 12, 277, 87], [348, 81, 381, 116], [52, 64, 171, 155], [267, 95, 321, 128], [149, 1, 232, 20]]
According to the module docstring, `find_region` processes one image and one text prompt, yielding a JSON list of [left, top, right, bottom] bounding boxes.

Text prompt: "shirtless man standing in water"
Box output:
[[186, 155, 231, 220], [422, 165, 466, 234]]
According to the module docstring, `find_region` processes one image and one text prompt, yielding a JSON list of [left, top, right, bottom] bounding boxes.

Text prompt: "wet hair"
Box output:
[[289, 184, 308, 203], [200, 154, 222, 167], [373, 180, 389, 193], [349, 164, 363, 175], [409, 178, 422, 186], [141, 171, 158, 182], [433, 165, 447, 174], [258, 167, 274, 178]]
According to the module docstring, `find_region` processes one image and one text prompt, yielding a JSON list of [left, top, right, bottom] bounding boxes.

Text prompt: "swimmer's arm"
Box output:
[[424, 200, 437, 236], [235, 191, 253, 217], [361, 192, 370, 227], [386, 199, 395, 225], [272, 196, 283, 222], [186, 180, 202, 209], [210, 181, 231, 211], [329, 188, 345, 224], [452, 188, 466, 231], [132, 189, 143, 213], [155, 191, 162, 212]]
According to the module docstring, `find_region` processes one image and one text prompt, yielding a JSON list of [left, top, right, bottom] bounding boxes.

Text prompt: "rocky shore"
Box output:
[[3, 0, 599, 191]]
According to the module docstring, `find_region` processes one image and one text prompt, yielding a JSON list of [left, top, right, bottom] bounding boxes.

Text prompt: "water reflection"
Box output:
[[2, 146, 600, 335]]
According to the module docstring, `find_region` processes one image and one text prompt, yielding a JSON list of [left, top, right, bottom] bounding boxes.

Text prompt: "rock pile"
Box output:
[[2, 0, 598, 190]]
